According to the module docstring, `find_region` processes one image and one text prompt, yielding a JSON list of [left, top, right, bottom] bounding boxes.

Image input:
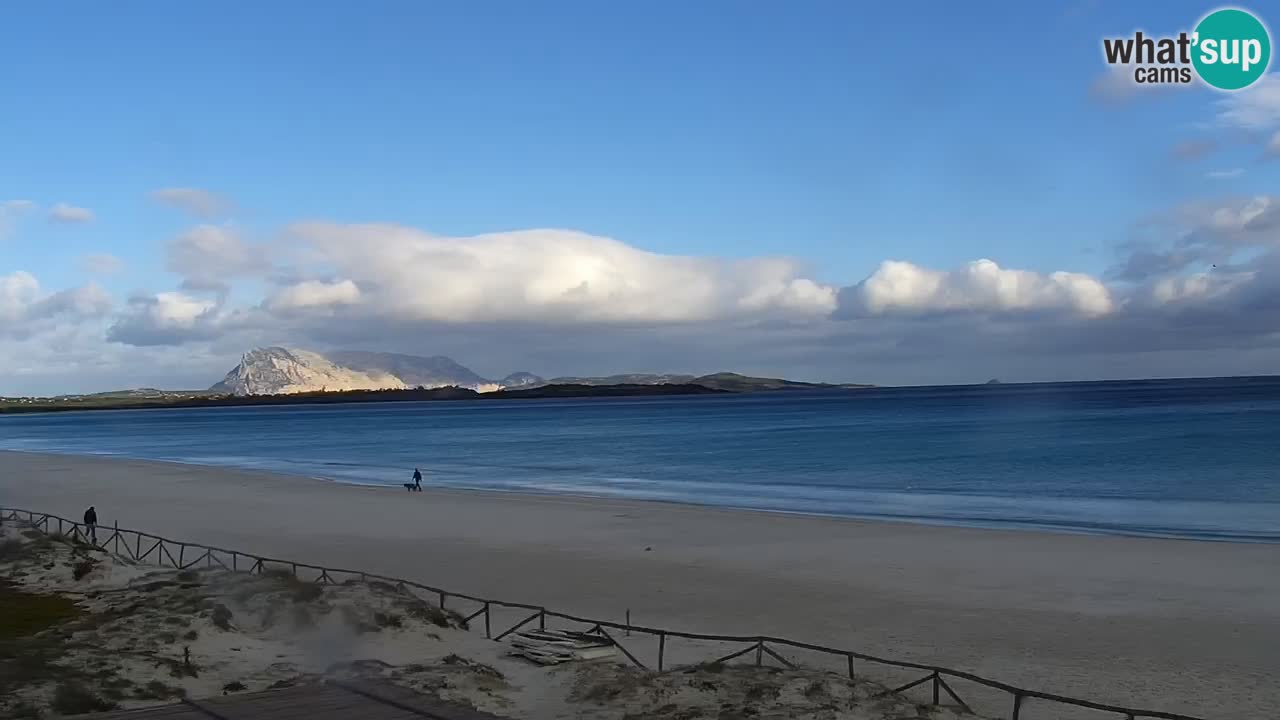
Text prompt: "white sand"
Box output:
[[2, 450, 1277, 719], [1, 522, 970, 720]]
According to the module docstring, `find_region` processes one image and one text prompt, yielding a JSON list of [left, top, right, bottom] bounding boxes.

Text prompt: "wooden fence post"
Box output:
[[658, 633, 666, 672], [755, 641, 764, 667], [932, 671, 940, 705], [1011, 692, 1023, 720]]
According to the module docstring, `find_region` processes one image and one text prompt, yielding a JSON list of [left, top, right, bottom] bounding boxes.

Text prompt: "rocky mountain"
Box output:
[[498, 372, 545, 388], [326, 351, 500, 391], [209, 347, 867, 396], [210, 348, 408, 396], [210, 347, 541, 396]]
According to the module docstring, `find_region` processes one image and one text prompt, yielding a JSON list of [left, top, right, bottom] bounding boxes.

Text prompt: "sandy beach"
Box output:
[[1, 450, 1277, 719]]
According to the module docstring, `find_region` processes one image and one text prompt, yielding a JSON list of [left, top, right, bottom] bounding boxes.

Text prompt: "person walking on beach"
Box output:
[[83, 506, 98, 544], [412, 468, 423, 491]]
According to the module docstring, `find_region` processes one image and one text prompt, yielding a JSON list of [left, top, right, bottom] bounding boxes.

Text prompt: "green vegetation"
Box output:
[[0, 581, 81, 641]]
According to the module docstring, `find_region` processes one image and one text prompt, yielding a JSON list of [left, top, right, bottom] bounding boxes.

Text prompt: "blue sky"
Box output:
[[2, 1, 1280, 393]]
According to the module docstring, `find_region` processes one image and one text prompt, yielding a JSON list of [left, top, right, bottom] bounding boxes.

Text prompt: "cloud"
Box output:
[[1, 271, 112, 339], [1206, 168, 1245, 180], [275, 223, 838, 325], [80, 254, 125, 275], [15, 197, 1280, 392], [47, 202, 95, 224], [1215, 73, 1280, 131], [266, 279, 362, 312], [1, 199, 37, 239], [3, 199, 36, 212], [1114, 195, 1280, 281], [836, 259, 1114, 318], [107, 291, 226, 346], [165, 225, 270, 293], [150, 188, 233, 218], [1171, 139, 1218, 161], [1268, 130, 1280, 155]]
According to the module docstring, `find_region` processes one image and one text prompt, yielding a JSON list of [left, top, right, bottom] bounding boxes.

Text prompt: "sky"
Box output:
[[3, 1, 1280, 394]]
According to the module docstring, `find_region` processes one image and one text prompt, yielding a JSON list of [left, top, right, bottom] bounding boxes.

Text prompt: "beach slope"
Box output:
[[1, 451, 1277, 718]]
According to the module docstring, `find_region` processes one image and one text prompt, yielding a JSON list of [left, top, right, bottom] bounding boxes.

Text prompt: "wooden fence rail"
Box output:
[[0, 506, 1210, 720]]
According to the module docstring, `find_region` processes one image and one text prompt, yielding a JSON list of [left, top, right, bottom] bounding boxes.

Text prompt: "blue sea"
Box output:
[[2, 377, 1279, 542]]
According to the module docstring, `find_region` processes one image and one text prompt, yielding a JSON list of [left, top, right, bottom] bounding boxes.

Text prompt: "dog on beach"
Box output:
[[403, 483, 422, 492]]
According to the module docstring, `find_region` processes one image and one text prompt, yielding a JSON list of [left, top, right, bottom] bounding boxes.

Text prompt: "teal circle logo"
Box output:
[[1193, 8, 1271, 91]]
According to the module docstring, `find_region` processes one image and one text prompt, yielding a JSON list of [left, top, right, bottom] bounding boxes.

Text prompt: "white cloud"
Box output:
[[47, 202, 95, 224], [1147, 270, 1255, 305], [1206, 168, 1245, 180], [3, 199, 36, 213], [279, 223, 837, 324], [266, 279, 362, 311], [166, 225, 269, 291], [0, 271, 40, 323], [80, 253, 125, 275], [0, 271, 112, 338], [839, 259, 1114, 318], [1268, 130, 1280, 155], [150, 188, 233, 218], [107, 291, 224, 346], [1216, 73, 1280, 130]]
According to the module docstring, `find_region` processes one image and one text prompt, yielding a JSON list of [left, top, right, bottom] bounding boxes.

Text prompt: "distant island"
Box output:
[[0, 347, 873, 414]]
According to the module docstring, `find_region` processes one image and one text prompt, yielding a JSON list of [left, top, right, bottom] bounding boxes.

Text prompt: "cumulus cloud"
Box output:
[[47, 202, 95, 224], [80, 253, 125, 275], [266, 279, 362, 312], [1114, 195, 1280, 281], [16, 195, 1280, 391], [166, 225, 269, 294], [150, 188, 233, 218], [276, 224, 837, 325], [1, 271, 112, 339], [107, 291, 226, 346], [837, 259, 1114, 318]]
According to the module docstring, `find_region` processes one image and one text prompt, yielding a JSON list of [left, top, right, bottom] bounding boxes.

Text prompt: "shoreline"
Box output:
[[3, 446, 1276, 545], [2, 450, 1278, 718]]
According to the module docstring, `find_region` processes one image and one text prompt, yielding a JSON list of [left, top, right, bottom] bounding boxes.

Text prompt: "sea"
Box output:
[[2, 377, 1279, 542]]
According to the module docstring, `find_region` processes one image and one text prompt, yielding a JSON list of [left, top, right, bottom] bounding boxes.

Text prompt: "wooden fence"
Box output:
[[0, 506, 1211, 720]]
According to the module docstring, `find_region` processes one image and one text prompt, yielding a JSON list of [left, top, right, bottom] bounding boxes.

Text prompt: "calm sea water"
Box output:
[[2, 378, 1279, 542]]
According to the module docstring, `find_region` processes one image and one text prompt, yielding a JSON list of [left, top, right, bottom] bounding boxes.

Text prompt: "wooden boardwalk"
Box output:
[[86, 681, 517, 720]]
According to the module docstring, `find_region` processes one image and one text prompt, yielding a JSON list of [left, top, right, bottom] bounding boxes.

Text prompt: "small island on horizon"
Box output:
[[0, 347, 874, 414]]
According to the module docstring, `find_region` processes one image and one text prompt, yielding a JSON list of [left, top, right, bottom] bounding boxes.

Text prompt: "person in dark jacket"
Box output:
[[83, 506, 98, 543], [412, 468, 423, 491]]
